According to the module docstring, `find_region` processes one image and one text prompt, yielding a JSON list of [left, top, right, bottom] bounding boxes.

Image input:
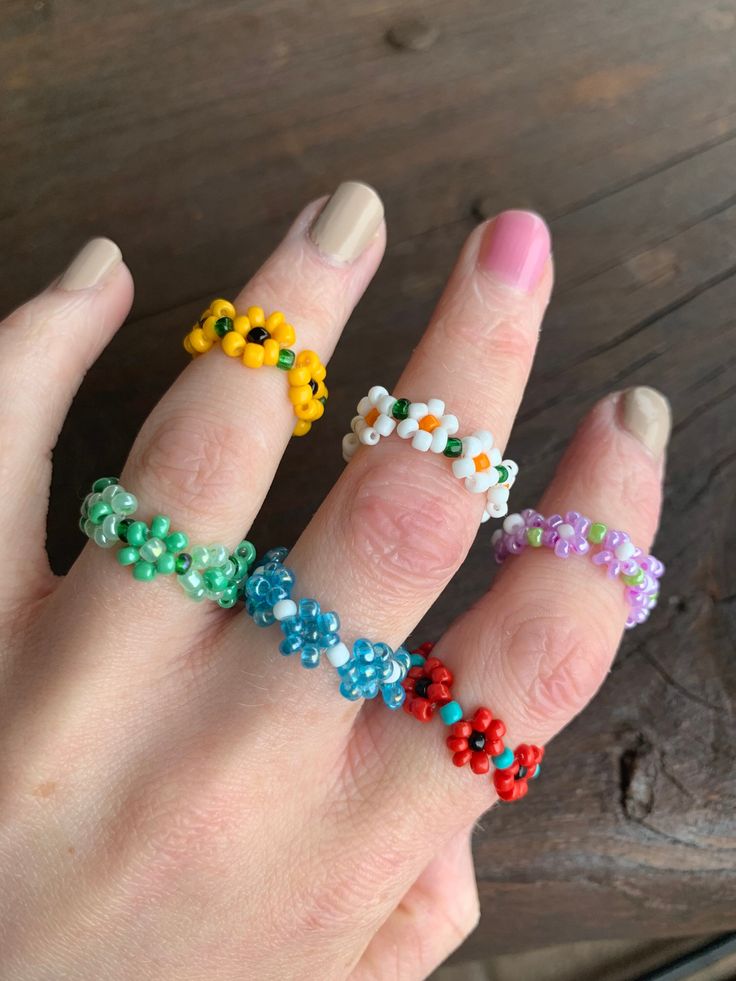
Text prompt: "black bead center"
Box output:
[[247, 326, 270, 345], [414, 677, 431, 699], [468, 730, 486, 752], [309, 379, 319, 395]]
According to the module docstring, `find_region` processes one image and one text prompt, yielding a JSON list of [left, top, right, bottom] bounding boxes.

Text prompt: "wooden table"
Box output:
[[3, 0, 735, 956]]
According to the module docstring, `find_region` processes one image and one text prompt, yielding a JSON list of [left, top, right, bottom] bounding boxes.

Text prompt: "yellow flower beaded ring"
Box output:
[[183, 299, 328, 436]]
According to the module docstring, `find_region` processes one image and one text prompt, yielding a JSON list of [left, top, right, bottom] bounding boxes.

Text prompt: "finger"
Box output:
[[355, 386, 670, 848], [120, 182, 384, 547], [0, 239, 132, 607], [226, 210, 552, 715], [354, 825, 479, 981]]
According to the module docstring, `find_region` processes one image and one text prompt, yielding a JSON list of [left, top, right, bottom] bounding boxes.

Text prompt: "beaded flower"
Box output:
[[338, 639, 411, 708], [287, 350, 328, 436], [492, 744, 544, 802], [402, 646, 454, 721], [446, 707, 507, 775]]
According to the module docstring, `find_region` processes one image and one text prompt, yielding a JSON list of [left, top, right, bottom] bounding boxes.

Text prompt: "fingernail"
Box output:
[[60, 238, 122, 291], [478, 210, 551, 294], [309, 181, 384, 263], [620, 386, 672, 457]]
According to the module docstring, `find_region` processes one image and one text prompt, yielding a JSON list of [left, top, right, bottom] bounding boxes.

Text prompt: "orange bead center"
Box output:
[[473, 453, 490, 471], [418, 414, 440, 432], [364, 407, 379, 426]]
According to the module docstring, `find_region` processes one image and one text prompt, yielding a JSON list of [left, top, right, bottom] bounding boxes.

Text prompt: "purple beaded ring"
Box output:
[[492, 510, 664, 628]]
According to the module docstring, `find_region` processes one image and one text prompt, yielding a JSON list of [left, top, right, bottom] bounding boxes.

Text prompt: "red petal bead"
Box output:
[[493, 768, 515, 792], [489, 738, 505, 757], [470, 752, 490, 775], [497, 786, 517, 801], [489, 719, 506, 740], [424, 657, 441, 672], [473, 707, 493, 731], [408, 666, 424, 680], [451, 720, 473, 738], [427, 682, 451, 704], [447, 736, 468, 752], [419, 642, 434, 654], [516, 744, 534, 767], [432, 666, 452, 684], [402, 700, 414, 716], [452, 749, 472, 768], [411, 700, 433, 722]]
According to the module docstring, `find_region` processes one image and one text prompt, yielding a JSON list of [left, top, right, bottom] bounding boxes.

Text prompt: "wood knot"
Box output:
[[620, 735, 658, 820], [386, 18, 439, 52]]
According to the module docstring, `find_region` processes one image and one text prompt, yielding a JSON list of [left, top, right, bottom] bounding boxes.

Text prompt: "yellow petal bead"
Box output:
[[312, 363, 327, 382], [289, 383, 312, 405], [315, 380, 328, 400], [311, 399, 325, 420], [296, 350, 319, 369], [294, 400, 320, 421], [183, 335, 195, 355], [243, 343, 265, 368], [210, 298, 236, 318], [263, 338, 280, 365], [293, 419, 312, 437], [202, 315, 219, 342], [189, 328, 214, 353], [265, 311, 285, 332], [272, 322, 296, 347], [287, 365, 311, 387], [247, 306, 265, 327], [222, 332, 245, 358], [233, 315, 251, 336]]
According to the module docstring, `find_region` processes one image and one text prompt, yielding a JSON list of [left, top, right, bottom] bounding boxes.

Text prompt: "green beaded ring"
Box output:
[[80, 478, 255, 607]]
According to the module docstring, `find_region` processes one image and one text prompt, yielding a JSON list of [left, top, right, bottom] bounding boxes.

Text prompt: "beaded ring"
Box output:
[[243, 548, 411, 708], [80, 477, 256, 607], [183, 299, 328, 436], [492, 509, 664, 628], [404, 642, 544, 802], [342, 386, 519, 520]]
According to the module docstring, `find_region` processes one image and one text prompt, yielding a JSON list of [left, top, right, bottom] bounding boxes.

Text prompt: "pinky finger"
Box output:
[[353, 825, 480, 981], [0, 238, 132, 605]]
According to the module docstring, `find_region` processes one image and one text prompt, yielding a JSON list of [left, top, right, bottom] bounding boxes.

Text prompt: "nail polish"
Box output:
[[478, 210, 550, 294], [309, 181, 384, 263], [620, 387, 671, 457], [60, 238, 122, 291]]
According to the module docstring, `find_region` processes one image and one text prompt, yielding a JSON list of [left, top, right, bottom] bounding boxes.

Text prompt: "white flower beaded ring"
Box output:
[[342, 386, 519, 520]]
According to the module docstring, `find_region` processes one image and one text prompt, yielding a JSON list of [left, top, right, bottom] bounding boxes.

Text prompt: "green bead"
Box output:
[[203, 568, 227, 592], [118, 518, 133, 543], [132, 560, 156, 581], [166, 530, 189, 552], [622, 567, 645, 586], [78, 516, 87, 533], [117, 546, 139, 566], [588, 522, 607, 545], [175, 552, 192, 575], [92, 477, 119, 493], [88, 501, 112, 524], [496, 465, 509, 483], [126, 521, 149, 547], [150, 515, 171, 539], [218, 585, 238, 609], [157, 553, 176, 575], [527, 527, 543, 547], [277, 348, 296, 370], [235, 540, 257, 566], [214, 316, 234, 337], [443, 436, 462, 458], [391, 398, 410, 421]]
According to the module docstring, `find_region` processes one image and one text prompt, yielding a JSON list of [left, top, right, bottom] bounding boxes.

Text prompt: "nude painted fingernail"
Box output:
[[309, 181, 384, 262], [478, 210, 551, 294], [60, 238, 122, 291], [620, 386, 671, 457]]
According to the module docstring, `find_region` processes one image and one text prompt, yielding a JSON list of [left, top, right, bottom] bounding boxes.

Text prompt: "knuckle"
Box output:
[[499, 607, 611, 730], [343, 451, 476, 599], [130, 409, 258, 518]]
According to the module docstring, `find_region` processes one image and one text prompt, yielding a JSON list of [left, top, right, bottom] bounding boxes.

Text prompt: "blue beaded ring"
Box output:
[[243, 548, 411, 708]]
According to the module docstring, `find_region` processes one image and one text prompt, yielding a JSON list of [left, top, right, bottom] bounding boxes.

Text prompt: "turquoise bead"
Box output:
[[165, 530, 189, 552], [492, 747, 514, 770], [126, 521, 149, 547], [409, 653, 426, 667], [439, 701, 463, 726], [157, 553, 176, 575], [132, 560, 156, 581], [150, 515, 171, 539], [118, 548, 137, 567]]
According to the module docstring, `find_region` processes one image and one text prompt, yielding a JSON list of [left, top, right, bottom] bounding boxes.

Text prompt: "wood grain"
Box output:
[[2, 0, 735, 956]]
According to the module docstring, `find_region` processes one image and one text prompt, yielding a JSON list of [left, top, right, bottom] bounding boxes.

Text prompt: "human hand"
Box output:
[[0, 183, 669, 979]]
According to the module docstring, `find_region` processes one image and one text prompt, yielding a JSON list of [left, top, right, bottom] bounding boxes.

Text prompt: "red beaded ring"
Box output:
[[402, 643, 544, 803]]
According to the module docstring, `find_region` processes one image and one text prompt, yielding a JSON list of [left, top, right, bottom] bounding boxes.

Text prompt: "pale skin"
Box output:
[[0, 191, 667, 980]]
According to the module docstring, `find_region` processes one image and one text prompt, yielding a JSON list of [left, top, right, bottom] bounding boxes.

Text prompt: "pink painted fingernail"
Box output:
[[478, 210, 551, 294]]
